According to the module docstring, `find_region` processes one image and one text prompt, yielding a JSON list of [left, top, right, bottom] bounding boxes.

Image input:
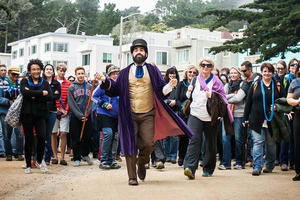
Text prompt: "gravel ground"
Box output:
[[1, 155, 299, 200]]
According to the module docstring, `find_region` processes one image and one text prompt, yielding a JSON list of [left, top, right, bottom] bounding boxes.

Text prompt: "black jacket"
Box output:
[[47, 79, 61, 112], [176, 79, 189, 118], [20, 77, 53, 123], [243, 77, 284, 133]]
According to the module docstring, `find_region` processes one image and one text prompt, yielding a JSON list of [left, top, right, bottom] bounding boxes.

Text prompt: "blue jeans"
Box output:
[[44, 112, 57, 163], [0, 114, 23, 156], [222, 117, 244, 167], [0, 120, 5, 155], [163, 136, 178, 159], [101, 127, 115, 165], [251, 128, 276, 171]]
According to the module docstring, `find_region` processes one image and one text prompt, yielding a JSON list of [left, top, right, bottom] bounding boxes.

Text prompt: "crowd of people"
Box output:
[[0, 38, 299, 185]]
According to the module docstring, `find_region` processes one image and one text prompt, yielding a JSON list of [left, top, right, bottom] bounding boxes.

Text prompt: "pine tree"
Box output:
[[199, 0, 300, 62]]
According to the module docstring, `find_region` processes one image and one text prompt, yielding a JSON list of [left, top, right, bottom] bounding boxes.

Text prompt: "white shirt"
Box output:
[[189, 78, 213, 122], [130, 64, 173, 96]]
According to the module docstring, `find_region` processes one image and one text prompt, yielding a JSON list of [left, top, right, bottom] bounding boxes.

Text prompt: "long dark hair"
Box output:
[[42, 64, 55, 80], [164, 66, 180, 83]]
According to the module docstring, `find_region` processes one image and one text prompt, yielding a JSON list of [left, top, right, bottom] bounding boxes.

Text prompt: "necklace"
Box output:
[[261, 79, 274, 122]]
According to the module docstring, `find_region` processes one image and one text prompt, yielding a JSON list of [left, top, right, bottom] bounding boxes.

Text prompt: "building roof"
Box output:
[[8, 32, 113, 46], [221, 31, 233, 40]]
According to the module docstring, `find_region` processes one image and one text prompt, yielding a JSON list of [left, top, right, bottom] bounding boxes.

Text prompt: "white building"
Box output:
[[8, 28, 118, 77], [0, 53, 11, 67], [121, 28, 239, 74]]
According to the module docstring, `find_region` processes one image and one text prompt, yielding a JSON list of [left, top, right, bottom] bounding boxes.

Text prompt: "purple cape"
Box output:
[[101, 63, 193, 155]]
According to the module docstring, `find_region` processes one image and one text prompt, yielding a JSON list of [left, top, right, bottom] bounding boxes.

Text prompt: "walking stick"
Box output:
[[80, 79, 96, 140]]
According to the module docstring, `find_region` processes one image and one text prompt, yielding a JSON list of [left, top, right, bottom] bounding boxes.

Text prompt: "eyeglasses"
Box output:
[[201, 63, 213, 68], [290, 63, 298, 67], [188, 71, 197, 75], [277, 68, 285, 71], [241, 69, 248, 73]]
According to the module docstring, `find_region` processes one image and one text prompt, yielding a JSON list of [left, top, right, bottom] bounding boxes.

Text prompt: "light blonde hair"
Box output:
[[229, 67, 241, 77], [183, 65, 199, 80], [199, 58, 215, 69], [56, 63, 67, 72]]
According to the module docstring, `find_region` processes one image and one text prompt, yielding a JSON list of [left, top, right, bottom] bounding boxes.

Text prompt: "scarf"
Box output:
[[198, 73, 234, 123]]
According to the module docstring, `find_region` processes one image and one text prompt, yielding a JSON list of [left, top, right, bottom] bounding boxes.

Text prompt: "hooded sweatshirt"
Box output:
[[68, 80, 92, 120]]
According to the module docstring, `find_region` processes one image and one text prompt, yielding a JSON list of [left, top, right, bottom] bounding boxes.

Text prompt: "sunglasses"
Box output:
[[277, 68, 285, 71], [188, 71, 197, 75], [241, 69, 248, 73], [201, 63, 213, 68], [290, 63, 298, 67]]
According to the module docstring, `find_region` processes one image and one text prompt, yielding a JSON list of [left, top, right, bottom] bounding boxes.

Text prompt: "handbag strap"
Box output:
[[189, 77, 197, 101]]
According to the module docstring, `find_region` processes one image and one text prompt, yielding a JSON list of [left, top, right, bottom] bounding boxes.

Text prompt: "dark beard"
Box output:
[[133, 54, 147, 65]]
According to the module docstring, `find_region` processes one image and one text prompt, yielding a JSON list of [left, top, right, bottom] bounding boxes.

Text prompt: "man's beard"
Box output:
[[133, 54, 147, 65]]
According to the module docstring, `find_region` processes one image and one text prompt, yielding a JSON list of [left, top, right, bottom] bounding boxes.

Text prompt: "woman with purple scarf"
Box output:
[[183, 59, 233, 179]]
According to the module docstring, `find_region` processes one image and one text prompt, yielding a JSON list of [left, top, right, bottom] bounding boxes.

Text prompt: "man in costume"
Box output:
[[97, 39, 193, 185]]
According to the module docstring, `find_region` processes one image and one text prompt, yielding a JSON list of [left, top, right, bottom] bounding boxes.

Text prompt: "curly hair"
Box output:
[[27, 59, 43, 72]]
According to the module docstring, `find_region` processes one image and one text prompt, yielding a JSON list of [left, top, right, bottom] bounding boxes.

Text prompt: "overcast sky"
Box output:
[[100, 0, 158, 13]]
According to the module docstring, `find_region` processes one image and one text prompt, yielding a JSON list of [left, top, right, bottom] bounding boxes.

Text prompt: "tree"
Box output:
[[199, 0, 300, 62], [140, 13, 160, 28], [97, 3, 121, 35]]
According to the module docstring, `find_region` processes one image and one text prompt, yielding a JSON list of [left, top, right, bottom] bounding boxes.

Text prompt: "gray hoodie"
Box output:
[[68, 80, 92, 120]]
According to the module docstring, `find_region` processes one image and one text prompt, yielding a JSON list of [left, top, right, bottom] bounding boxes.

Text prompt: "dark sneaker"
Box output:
[[99, 162, 111, 169], [292, 174, 300, 181], [263, 168, 273, 173], [171, 159, 177, 164], [137, 164, 146, 181], [178, 159, 183, 166], [252, 170, 261, 176], [184, 168, 195, 180], [110, 162, 121, 169], [6, 155, 12, 161], [17, 155, 24, 161], [51, 158, 58, 164], [281, 164, 288, 171], [202, 172, 212, 177], [166, 158, 171, 163]]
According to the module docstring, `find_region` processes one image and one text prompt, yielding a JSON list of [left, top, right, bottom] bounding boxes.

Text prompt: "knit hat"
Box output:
[[107, 65, 120, 76]]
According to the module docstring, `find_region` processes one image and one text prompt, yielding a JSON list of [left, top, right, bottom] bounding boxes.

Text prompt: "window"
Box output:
[[223, 51, 229, 57], [178, 49, 189, 63], [156, 51, 167, 65], [45, 43, 51, 52], [12, 51, 17, 59], [204, 48, 215, 60], [53, 61, 68, 68], [53, 42, 68, 52], [168, 40, 172, 46], [103, 53, 112, 63], [82, 54, 90, 66], [31, 45, 37, 54], [19, 65, 23, 73], [19, 48, 24, 57]]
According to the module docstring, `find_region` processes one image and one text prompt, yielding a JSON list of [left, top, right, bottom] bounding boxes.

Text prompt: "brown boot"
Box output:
[[128, 178, 139, 186], [137, 163, 146, 181]]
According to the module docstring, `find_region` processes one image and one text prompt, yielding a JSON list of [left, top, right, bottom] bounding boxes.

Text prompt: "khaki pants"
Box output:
[[125, 109, 155, 179]]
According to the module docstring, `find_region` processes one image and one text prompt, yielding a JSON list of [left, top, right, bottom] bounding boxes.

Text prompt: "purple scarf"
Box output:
[[198, 73, 234, 123]]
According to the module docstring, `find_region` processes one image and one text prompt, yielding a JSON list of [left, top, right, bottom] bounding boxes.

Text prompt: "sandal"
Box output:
[[51, 158, 58, 164], [60, 160, 68, 165]]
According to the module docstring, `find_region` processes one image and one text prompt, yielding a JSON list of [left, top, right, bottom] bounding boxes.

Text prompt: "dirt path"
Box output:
[[1, 156, 299, 200]]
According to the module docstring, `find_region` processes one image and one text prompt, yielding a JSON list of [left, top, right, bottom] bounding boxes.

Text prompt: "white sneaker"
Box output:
[[25, 167, 32, 174], [83, 156, 93, 165], [234, 165, 243, 170], [73, 160, 80, 167], [38, 160, 48, 173]]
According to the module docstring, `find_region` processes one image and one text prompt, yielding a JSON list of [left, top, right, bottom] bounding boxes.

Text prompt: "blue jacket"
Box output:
[[0, 77, 20, 114], [92, 85, 119, 118]]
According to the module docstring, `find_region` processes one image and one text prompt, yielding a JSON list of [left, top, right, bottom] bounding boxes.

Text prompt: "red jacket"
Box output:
[[55, 76, 72, 111]]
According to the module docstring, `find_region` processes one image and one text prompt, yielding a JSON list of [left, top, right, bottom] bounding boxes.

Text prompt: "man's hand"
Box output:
[[8, 100, 14, 105], [42, 90, 48, 96], [169, 100, 176, 107], [106, 104, 112, 110], [95, 73, 106, 82], [187, 85, 193, 92], [169, 79, 177, 87]]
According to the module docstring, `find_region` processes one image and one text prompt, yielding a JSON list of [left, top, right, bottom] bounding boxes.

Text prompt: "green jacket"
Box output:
[[270, 98, 293, 142]]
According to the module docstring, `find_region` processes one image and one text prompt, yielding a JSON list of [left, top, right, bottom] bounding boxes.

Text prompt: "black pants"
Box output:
[[294, 110, 300, 174], [184, 115, 218, 175], [70, 117, 92, 161], [23, 118, 46, 168], [178, 116, 189, 161]]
